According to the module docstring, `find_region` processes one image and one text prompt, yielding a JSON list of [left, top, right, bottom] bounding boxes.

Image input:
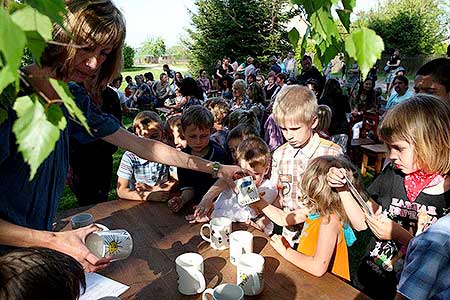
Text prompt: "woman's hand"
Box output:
[[270, 234, 290, 257], [54, 225, 111, 272]]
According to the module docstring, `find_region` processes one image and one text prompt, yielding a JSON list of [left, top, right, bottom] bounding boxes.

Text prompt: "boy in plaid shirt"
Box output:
[[251, 85, 342, 245]]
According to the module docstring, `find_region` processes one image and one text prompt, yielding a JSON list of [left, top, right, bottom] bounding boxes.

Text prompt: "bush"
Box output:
[[123, 44, 135, 69]]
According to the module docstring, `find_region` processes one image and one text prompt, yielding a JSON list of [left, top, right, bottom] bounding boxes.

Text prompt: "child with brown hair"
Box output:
[[168, 105, 230, 212], [206, 97, 230, 150], [117, 111, 176, 201], [271, 155, 357, 280], [328, 94, 450, 299]]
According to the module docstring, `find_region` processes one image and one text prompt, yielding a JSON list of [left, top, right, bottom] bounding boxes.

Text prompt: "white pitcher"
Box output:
[[175, 252, 206, 295]]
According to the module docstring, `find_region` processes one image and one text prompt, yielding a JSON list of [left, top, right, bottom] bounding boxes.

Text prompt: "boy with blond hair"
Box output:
[[251, 85, 342, 246]]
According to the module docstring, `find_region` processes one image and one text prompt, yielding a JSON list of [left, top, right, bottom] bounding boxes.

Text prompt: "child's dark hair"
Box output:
[[236, 137, 270, 169], [301, 156, 360, 224], [207, 97, 230, 125], [111, 74, 123, 85], [227, 108, 260, 133], [181, 105, 214, 131], [227, 124, 258, 143], [133, 111, 163, 133], [179, 77, 204, 100], [0, 247, 85, 300]]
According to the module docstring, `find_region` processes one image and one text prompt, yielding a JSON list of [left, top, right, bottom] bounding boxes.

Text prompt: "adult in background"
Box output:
[[297, 55, 325, 92], [345, 62, 360, 96], [169, 77, 204, 112], [351, 77, 377, 114], [216, 57, 234, 79], [197, 69, 211, 95], [264, 72, 277, 101], [414, 58, 450, 101], [0, 0, 240, 272], [385, 75, 413, 110], [154, 72, 171, 107], [284, 51, 298, 81], [384, 49, 401, 94], [133, 74, 154, 108], [231, 79, 250, 111], [163, 64, 176, 84], [244, 56, 256, 82], [269, 56, 281, 74], [319, 78, 351, 136]]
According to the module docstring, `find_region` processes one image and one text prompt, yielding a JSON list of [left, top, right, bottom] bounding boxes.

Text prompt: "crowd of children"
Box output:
[[106, 56, 450, 300]]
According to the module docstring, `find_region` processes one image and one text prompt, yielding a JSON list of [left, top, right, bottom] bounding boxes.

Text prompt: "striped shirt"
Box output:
[[117, 151, 169, 188]]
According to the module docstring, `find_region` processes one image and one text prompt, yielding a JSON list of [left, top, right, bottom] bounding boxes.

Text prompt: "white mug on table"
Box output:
[[200, 217, 232, 250], [175, 252, 206, 295], [229, 230, 253, 265], [236, 253, 265, 296], [202, 283, 244, 300]]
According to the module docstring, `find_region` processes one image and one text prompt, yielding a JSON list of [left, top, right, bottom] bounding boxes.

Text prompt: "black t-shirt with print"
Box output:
[[354, 165, 450, 300]]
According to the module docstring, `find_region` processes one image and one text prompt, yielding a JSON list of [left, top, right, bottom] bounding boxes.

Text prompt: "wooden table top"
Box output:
[[59, 200, 370, 300]]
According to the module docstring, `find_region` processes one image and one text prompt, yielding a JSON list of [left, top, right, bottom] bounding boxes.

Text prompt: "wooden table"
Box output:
[[59, 200, 370, 300]]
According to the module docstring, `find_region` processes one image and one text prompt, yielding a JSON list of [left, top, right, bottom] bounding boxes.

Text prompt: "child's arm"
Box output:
[[327, 167, 379, 231], [116, 177, 172, 202], [251, 200, 309, 227], [168, 189, 195, 212], [270, 215, 341, 277], [194, 179, 228, 218]]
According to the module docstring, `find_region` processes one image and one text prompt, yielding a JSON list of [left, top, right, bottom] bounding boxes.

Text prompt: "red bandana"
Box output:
[[404, 170, 444, 202]]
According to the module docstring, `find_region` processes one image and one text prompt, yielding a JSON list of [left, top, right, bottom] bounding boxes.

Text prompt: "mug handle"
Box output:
[[202, 288, 214, 300], [193, 269, 206, 293], [200, 224, 211, 243]]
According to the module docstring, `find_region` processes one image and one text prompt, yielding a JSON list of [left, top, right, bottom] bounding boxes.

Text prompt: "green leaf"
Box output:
[[25, 0, 66, 28], [11, 6, 52, 40], [292, 0, 332, 15], [336, 9, 351, 32], [345, 27, 384, 79], [12, 95, 64, 179], [49, 79, 92, 135], [288, 27, 300, 48], [310, 7, 340, 45], [0, 9, 27, 94], [46, 104, 67, 130], [299, 26, 310, 57], [11, 7, 53, 64], [341, 0, 356, 11]]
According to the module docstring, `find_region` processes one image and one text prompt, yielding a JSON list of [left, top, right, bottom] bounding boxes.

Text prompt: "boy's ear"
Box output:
[[311, 116, 318, 130]]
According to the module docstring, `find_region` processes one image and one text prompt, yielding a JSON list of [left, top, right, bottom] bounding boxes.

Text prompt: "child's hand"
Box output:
[[326, 167, 348, 190], [186, 213, 210, 224], [194, 199, 214, 219], [365, 213, 409, 242], [135, 182, 153, 192], [168, 196, 185, 212], [270, 234, 290, 257]]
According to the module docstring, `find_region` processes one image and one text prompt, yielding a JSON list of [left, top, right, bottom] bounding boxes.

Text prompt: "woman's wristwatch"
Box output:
[[211, 161, 222, 178]]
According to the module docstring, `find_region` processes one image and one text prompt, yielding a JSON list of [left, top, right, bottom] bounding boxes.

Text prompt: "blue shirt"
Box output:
[[0, 82, 119, 243], [385, 90, 413, 110], [397, 214, 450, 300]]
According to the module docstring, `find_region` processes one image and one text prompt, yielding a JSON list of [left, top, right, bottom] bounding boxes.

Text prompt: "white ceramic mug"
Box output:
[[229, 231, 253, 265], [235, 176, 260, 206], [200, 217, 232, 250], [236, 253, 265, 296], [85, 229, 133, 261], [202, 283, 244, 300], [175, 252, 206, 295]]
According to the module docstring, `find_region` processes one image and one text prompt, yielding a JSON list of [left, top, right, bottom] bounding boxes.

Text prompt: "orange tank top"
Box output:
[[297, 214, 350, 280]]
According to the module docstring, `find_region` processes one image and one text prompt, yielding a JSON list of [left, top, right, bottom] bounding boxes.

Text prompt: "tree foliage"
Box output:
[[188, 0, 297, 74], [123, 43, 135, 69], [166, 43, 191, 61], [138, 36, 166, 58], [0, 1, 90, 179], [361, 0, 449, 55], [290, 0, 384, 77]]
